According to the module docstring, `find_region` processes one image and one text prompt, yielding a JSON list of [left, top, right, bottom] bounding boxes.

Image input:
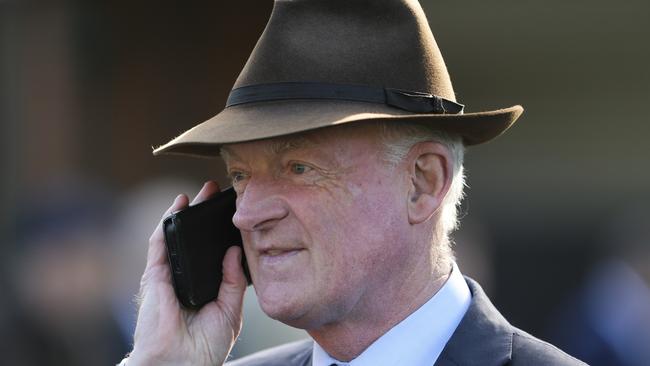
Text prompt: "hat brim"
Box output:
[[153, 100, 523, 157]]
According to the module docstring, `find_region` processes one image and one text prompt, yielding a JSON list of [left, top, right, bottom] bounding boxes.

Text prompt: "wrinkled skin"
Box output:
[[129, 123, 451, 364], [223, 125, 411, 329]]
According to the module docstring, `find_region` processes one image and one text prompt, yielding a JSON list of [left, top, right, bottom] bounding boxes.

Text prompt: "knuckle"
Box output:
[[149, 229, 162, 245]]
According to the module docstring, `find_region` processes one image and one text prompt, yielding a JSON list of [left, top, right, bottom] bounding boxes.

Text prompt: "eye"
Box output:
[[290, 162, 312, 175], [228, 170, 248, 183]]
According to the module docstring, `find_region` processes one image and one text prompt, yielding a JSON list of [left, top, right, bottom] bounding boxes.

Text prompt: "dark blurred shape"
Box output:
[[4, 180, 128, 365], [453, 217, 496, 294], [547, 204, 650, 366]]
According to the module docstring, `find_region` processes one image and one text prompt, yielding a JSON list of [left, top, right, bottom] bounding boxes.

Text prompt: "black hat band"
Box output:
[[227, 82, 464, 115]]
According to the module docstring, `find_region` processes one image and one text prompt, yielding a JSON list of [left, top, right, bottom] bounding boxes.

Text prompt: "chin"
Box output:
[[258, 293, 342, 331], [255, 289, 314, 328], [257, 282, 295, 311], [259, 297, 303, 323]]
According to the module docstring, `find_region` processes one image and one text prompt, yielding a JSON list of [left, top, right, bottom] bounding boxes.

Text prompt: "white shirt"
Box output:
[[312, 263, 471, 366]]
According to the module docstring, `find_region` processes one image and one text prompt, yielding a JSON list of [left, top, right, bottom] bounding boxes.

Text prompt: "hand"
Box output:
[[128, 181, 247, 366]]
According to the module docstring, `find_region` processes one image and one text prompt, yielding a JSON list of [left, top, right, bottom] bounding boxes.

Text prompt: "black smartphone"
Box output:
[[163, 187, 251, 310]]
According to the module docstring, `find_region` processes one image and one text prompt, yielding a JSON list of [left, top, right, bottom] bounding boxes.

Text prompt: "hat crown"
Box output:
[[153, 0, 523, 157], [234, 0, 456, 101]]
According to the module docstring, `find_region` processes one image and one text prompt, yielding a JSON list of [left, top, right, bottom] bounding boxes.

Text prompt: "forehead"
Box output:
[[220, 123, 383, 161], [219, 136, 314, 162]]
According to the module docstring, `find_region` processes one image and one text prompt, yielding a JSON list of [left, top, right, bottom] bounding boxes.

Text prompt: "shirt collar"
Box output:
[[312, 262, 471, 366]]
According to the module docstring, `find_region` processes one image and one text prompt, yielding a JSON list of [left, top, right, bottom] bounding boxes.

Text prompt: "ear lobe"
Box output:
[[406, 143, 452, 225]]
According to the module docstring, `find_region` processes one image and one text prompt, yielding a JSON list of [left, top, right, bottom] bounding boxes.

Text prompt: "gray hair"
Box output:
[[377, 122, 466, 270]]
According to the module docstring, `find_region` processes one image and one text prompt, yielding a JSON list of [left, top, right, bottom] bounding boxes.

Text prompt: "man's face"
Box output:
[[222, 124, 414, 329]]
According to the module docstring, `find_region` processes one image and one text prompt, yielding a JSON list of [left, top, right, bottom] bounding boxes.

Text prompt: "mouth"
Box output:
[[258, 248, 305, 266], [260, 248, 303, 257]]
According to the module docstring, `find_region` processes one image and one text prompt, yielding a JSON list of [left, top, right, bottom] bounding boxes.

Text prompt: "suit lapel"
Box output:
[[296, 340, 313, 366], [434, 277, 513, 366], [304, 351, 313, 366]]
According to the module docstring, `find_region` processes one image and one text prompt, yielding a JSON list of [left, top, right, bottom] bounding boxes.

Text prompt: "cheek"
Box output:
[[306, 184, 404, 274], [343, 177, 404, 238]]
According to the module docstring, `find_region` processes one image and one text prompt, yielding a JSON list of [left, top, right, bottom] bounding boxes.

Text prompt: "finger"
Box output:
[[162, 193, 188, 219], [151, 193, 189, 243], [215, 246, 247, 323], [190, 180, 221, 205], [146, 194, 189, 270]]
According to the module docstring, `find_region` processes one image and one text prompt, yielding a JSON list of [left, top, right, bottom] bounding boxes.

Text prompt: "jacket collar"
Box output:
[[434, 277, 513, 366]]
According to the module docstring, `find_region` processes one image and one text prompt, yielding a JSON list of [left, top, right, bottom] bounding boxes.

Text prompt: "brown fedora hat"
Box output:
[[154, 0, 523, 157]]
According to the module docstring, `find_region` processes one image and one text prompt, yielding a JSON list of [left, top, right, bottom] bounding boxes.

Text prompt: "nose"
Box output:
[[232, 181, 289, 232]]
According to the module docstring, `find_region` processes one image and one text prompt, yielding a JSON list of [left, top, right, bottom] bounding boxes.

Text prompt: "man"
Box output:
[[122, 0, 586, 365]]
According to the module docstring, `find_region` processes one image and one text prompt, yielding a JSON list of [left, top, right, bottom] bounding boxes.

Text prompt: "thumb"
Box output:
[[215, 246, 248, 322]]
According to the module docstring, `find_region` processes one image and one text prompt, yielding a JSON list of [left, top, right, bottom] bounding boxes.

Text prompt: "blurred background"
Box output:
[[1, 0, 648, 365]]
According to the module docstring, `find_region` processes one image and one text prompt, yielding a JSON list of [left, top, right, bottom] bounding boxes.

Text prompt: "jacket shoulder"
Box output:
[[225, 339, 313, 366], [510, 330, 588, 366]]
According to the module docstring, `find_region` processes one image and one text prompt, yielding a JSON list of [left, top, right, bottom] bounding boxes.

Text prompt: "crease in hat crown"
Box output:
[[154, 0, 523, 157]]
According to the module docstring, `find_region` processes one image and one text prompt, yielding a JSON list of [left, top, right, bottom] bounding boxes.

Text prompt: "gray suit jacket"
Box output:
[[226, 278, 587, 366]]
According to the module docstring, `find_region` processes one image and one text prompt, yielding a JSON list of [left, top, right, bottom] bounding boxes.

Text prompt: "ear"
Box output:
[[406, 142, 453, 225]]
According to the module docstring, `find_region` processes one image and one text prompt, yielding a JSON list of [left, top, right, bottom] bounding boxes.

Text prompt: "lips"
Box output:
[[260, 248, 304, 257], [255, 242, 304, 255], [258, 247, 305, 266], [263, 249, 298, 256]]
